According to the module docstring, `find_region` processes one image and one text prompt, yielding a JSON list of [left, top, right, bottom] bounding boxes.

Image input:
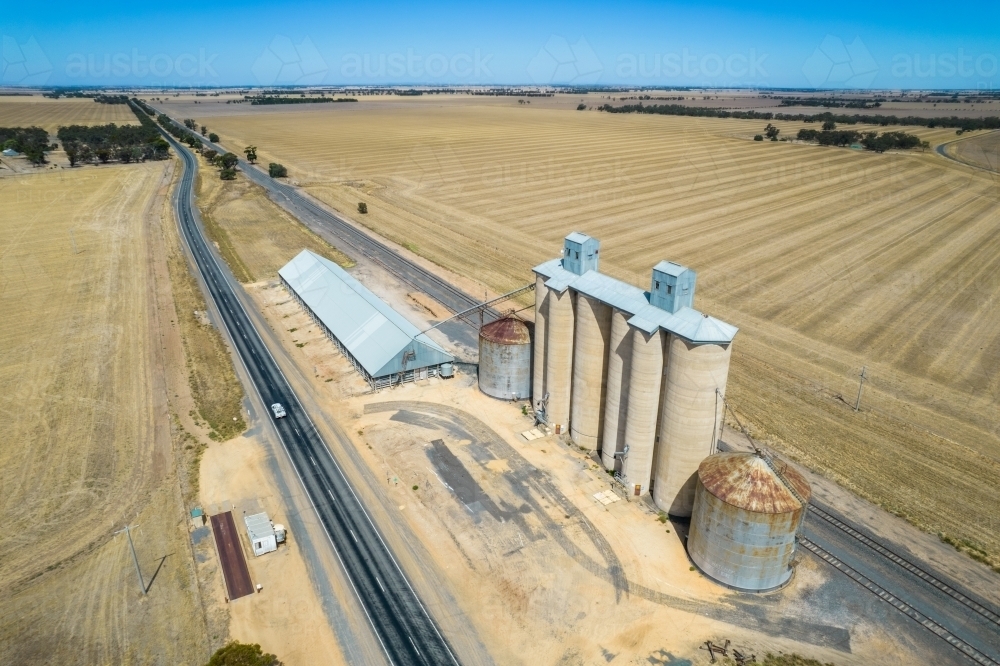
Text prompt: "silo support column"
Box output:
[[571, 294, 612, 451], [621, 328, 663, 497], [653, 335, 732, 516], [543, 286, 575, 433], [532, 274, 548, 410], [601, 308, 632, 471]]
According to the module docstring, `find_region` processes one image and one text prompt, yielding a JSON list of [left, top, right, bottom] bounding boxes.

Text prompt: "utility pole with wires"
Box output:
[[115, 524, 146, 595], [854, 366, 868, 412]]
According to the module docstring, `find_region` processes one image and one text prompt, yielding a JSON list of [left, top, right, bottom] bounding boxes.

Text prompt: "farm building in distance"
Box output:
[[279, 250, 454, 390]]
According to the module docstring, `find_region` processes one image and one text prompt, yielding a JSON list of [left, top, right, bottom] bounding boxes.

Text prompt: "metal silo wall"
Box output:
[[532, 274, 548, 407], [621, 328, 664, 496], [479, 336, 532, 400], [571, 294, 612, 451], [544, 286, 575, 432], [687, 479, 801, 591], [601, 309, 632, 471], [653, 336, 732, 516]]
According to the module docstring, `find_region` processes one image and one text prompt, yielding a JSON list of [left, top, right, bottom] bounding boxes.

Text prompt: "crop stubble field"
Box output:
[[0, 164, 210, 663], [194, 157, 354, 284], [0, 96, 138, 132], [194, 100, 1000, 567]]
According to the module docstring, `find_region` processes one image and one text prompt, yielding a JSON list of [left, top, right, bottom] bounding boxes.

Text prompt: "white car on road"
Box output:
[[271, 403, 287, 419]]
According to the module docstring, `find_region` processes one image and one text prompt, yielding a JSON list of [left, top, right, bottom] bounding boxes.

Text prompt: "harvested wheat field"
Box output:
[[0, 164, 210, 664], [0, 95, 138, 132], [945, 129, 1000, 174], [196, 100, 1000, 569]]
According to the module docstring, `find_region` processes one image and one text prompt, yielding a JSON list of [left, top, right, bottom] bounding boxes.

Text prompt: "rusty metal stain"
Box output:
[[479, 316, 531, 345], [697, 452, 811, 514]]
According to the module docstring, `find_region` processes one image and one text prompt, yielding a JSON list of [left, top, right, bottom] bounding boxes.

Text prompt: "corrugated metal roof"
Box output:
[[532, 258, 737, 344], [564, 231, 593, 245], [652, 260, 687, 277], [480, 316, 531, 344], [279, 250, 453, 378], [698, 453, 811, 514], [245, 512, 275, 541]]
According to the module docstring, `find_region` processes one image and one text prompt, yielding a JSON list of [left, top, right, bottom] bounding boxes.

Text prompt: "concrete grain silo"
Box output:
[[687, 452, 811, 592], [600, 308, 633, 471], [621, 328, 663, 497], [653, 335, 732, 517], [532, 274, 548, 406], [478, 316, 532, 400], [544, 285, 575, 433], [570, 293, 612, 450]]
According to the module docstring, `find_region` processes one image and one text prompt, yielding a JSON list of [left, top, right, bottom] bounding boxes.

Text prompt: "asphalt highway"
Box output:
[[165, 131, 460, 666]]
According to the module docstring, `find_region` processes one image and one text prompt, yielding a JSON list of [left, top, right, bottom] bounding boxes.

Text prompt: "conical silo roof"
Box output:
[[697, 452, 811, 514]]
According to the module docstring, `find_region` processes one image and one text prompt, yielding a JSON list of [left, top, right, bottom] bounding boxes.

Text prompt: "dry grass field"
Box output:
[[0, 96, 138, 132], [0, 164, 213, 664], [945, 129, 1000, 173], [194, 101, 1000, 570], [194, 158, 353, 284]]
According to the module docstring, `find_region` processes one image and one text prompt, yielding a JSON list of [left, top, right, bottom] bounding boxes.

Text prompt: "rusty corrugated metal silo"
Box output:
[[479, 316, 532, 400], [687, 452, 811, 592]]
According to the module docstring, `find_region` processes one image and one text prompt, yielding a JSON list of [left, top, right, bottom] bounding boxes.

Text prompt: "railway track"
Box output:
[[807, 503, 1000, 630], [156, 111, 501, 326], [799, 537, 1000, 666]]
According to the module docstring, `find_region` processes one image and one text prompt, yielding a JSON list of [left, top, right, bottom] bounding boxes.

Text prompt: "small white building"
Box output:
[[245, 512, 277, 557], [2, 148, 18, 157]]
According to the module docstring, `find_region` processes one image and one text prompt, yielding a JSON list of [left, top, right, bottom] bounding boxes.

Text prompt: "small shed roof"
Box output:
[[532, 258, 737, 344], [564, 231, 594, 245], [245, 512, 275, 541], [279, 250, 453, 378]]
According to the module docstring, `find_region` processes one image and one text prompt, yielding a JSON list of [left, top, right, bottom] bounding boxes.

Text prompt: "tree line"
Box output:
[[796, 128, 927, 152], [57, 122, 169, 165], [598, 102, 1000, 133], [0, 127, 52, 164], [244, 95, 357, 105]]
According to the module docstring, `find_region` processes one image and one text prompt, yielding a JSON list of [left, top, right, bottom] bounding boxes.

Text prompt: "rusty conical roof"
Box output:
[[698, 452, 811, 514]]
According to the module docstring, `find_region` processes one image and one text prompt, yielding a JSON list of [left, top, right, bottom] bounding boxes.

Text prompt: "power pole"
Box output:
[[854, 366, 868, 412], [69, 228, 79, 254], [116, 524, 146, 595]]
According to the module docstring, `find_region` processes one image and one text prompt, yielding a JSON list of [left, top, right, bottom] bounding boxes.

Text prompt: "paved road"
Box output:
[[210, 511, 254, 600], [165, 131, 460, 666]]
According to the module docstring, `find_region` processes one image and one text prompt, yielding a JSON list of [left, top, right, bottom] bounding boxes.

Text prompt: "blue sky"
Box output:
[[3, 1, 998, 88]]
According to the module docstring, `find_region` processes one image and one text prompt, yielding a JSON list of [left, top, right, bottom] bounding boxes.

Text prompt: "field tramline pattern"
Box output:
[[158, 111, 501, 325]]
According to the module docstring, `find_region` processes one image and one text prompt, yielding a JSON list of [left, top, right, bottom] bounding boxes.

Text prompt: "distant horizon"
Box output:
[[2, 85, 997, 93], [4, 1, 998, 89]]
